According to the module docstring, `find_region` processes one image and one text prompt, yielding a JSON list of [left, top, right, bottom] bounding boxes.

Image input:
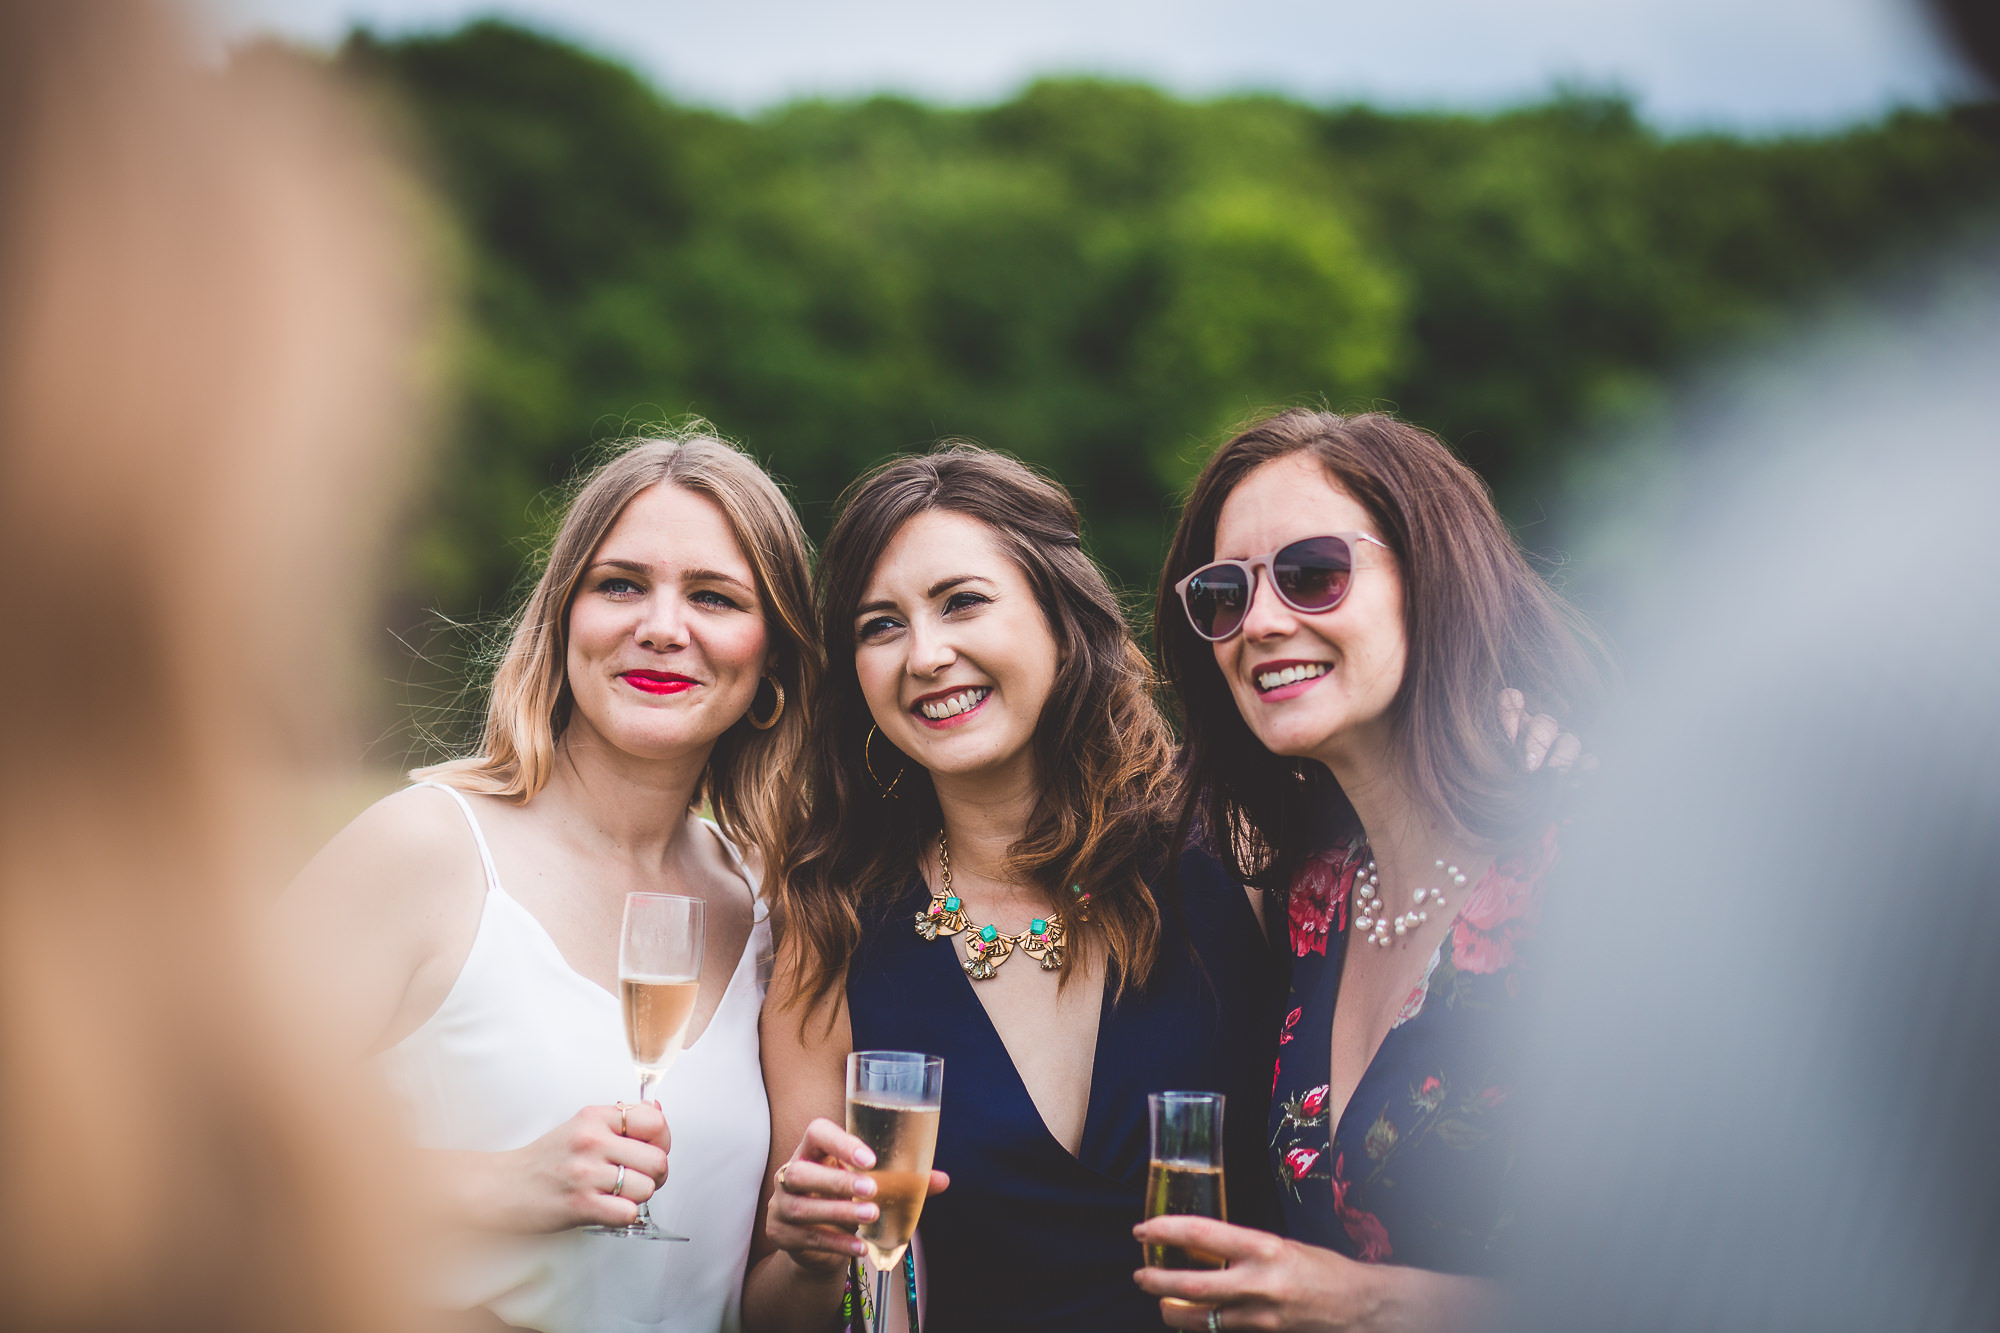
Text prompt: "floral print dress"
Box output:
[[1268, 826, 1558, 1276]]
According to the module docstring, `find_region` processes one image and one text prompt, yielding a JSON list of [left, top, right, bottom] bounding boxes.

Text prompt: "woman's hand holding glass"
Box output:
[[1134, 1216, 1377, 1332], [485, 1100, 671, 1233], [1132, 1216, 1488, 1333], [765, 1118, 950, 1275]]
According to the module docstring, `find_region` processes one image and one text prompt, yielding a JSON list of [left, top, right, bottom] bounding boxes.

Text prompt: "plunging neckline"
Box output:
[[1320, 849, 1483, 1158], [921, 877, 1123, 1180], [477, 816, 763, 1057]]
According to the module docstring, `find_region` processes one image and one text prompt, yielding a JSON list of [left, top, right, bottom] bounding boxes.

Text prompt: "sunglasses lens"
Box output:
[[1183, 565, 1251, 639], [1274, 536, 1354, 612]]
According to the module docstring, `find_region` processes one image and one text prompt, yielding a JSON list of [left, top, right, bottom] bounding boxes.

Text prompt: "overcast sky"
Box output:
[[208, 0, 1985, 131]]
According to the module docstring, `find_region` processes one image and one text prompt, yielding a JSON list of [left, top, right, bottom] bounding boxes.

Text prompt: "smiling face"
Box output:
[[563, 482, 772, 761], [1209, 453, 1406, 772], [853, 509, 1060, 796]]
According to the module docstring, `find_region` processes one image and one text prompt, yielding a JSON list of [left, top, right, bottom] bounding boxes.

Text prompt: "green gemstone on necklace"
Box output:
[[1031, 918, 1047, 935], [944, 896, 961, 912], [979, 924, 998, 943]]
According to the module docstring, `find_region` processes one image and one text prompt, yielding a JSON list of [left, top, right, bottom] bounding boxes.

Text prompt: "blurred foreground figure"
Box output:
[[0, 1, 434, 1329], [1507, 7, 2000, 1326], [1505, 176, 2000, 1333]]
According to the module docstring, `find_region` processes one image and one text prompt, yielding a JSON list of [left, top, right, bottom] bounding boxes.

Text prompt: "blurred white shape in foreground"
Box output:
[[1508, 240, 2000, 1331]]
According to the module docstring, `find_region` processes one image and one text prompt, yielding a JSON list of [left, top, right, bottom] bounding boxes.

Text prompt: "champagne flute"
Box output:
[[593, 891, 703, 1241], [1144, 1091, 1227, 1313], [846, 1051, 944, 1333]]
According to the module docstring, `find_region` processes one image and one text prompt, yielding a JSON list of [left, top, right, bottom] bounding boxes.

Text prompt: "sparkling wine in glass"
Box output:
[[846, 1051, 943, 1333], [1145, 1091, 1228, 1312], [594, 892, 702, 1241]]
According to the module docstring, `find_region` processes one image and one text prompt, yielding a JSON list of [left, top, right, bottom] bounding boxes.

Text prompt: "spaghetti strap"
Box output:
[[410, 780, 501, 897], [698, 816, 767, 921]]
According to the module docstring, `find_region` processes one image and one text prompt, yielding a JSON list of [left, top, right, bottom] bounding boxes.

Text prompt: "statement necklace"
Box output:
[[912, 832, 1088, 980], [1353, 857, 1466, 949]]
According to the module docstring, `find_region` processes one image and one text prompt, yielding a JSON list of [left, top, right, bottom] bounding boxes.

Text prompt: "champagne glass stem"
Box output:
[[635, 1069, 657, 1231], [871, 1265, 889, 1333]]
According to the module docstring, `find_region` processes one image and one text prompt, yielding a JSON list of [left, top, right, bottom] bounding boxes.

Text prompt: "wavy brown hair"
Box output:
[[1158, 409, 1604, 888], [415, 431, 819, 867], [776, 445, 1178, 1018]]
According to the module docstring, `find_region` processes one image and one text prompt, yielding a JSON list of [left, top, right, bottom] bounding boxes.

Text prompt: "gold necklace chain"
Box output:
[[911, 831, 1089, 980]]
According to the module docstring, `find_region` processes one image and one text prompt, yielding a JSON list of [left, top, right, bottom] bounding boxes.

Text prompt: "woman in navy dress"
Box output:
[[742, 447, 1282, 1332], [1138, 410, 1600, 1329]]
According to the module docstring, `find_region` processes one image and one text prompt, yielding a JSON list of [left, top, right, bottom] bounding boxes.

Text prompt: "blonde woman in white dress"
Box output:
[[284, 433, 819, 1332]]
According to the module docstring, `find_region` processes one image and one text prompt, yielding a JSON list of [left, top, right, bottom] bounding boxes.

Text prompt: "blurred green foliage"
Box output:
[[337, 20, 2000, 633]]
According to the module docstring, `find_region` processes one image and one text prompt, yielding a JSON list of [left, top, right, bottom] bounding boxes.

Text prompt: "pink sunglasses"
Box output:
[[1174, 532, 1389, 642]]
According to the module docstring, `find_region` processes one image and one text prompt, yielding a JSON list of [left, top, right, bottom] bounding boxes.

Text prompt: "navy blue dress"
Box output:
[[846, 846, 1283, 1332]]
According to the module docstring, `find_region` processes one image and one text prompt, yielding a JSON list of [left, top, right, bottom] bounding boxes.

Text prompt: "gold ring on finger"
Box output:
[[611, 1164, 626, 1199], [615, 1102, 628, 1136], [1206, 1308, 1223, 1333], [774, 1163, 791, 1191]]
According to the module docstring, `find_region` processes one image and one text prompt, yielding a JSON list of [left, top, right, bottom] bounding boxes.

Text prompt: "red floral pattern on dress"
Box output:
[[1273, 1006, 1303, 1094], [1450, 823, 1558, 975], [1270, 824, 1561, 1274], [1287, 842, 1362, 957], [1330, 1153, 1393, 1262]]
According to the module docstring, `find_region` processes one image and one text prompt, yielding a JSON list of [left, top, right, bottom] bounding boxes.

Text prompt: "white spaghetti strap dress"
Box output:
[[379, 781, 772, 1332]]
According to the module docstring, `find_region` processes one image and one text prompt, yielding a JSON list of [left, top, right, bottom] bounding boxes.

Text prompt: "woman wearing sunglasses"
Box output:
[[744, 445, 1284, 1332], [1136, 410, 1602, 1331]]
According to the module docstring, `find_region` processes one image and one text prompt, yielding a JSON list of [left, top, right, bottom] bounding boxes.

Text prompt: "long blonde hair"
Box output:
[[417, 432, 820, 864]]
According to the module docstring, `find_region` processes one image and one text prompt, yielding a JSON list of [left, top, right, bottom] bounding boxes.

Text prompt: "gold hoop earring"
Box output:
[[748, 674, 785, 731], [864, 723, 903, 798]]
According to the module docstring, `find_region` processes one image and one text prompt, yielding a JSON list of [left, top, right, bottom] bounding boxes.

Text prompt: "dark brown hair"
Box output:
[[776, 444, 1178, 1018], [1157, 410, 1604, 888]]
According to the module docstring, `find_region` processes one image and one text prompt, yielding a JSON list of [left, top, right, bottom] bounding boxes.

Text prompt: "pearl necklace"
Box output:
[[1353, 858, 1467, 949]]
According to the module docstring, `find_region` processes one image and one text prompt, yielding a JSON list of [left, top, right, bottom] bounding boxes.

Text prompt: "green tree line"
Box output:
[[334, 20, 2000, 656]]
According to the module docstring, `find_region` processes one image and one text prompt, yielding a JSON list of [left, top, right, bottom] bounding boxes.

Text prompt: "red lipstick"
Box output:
[[621, 670, 698, 696]]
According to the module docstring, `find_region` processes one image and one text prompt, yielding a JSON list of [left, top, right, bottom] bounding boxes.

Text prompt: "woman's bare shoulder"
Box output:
[[279, 784, 493, 1054]]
